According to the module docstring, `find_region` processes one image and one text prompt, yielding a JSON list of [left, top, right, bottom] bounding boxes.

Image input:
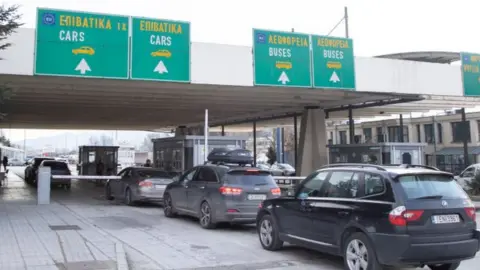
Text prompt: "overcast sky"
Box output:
[[3, 0, 479, 140]]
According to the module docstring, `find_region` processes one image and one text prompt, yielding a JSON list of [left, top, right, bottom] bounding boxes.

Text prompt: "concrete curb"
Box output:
[[115, 242, 130, 270]]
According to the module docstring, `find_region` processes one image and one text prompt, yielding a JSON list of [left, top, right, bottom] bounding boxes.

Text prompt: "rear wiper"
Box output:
[[254, 183, 268, 186], [414, 195, 443, 200]]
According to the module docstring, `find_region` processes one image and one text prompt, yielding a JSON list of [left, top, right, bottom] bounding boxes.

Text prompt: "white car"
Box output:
[[454, 163, 480, 190]]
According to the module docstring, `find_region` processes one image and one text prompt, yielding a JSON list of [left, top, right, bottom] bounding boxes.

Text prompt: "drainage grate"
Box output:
[[49, 225, 82, 231]]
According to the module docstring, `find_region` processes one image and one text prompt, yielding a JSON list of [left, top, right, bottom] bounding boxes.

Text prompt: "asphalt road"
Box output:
[[7, 166, 480, 270]]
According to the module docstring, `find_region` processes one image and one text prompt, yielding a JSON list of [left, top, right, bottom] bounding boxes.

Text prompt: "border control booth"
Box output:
[[152, 136, 247, 175], [77, 146, 119, 176]]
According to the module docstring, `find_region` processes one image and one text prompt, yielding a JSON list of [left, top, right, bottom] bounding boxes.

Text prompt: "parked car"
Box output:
[[269, 163, 296, 176], [39, 160, 72, 189], [24, 157, 55, 186], [163, 164, 281, 229], [8, 158, 24, 166], [454, 163, 480, 190], [257, 163, 479, 270], [105, 167, 174, 205]]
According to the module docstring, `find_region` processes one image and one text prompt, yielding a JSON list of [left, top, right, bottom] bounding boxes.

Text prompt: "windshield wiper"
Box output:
[[414, 195, 444, 200]]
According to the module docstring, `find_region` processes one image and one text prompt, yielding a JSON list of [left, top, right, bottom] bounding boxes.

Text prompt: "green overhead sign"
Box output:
[[311, 35, 355, 89], [252, 29, 356, 90], [252, 29, 312, 87], [34, 8, 129, 79], [130, 17, 190, 82], [461, 52, 480, 96]]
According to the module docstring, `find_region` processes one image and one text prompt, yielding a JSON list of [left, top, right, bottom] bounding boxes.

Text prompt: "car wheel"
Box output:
[[258, 214, 283, 250], [105, 183, 114, 200], [344, 232, 382, 270], [124, 188, 134, 206], [199, 201, 216, 229], [428, 263, 461, 270], [163, 193, 177, 218]]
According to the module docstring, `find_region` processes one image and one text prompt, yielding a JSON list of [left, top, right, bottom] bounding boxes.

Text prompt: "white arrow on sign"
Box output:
[[75, 58, 91, 75], [329, 71, 340, 83], [278, 71, 290, 85], [153, 60, 168, 74]]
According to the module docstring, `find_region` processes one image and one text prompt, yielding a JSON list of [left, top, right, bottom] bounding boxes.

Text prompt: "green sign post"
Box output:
[[131, 17, 190, 82], [34, 8, 129, 79], [461, 52, 480, 96], [253, 29, 311, 87], [311, 35, 355, 89]]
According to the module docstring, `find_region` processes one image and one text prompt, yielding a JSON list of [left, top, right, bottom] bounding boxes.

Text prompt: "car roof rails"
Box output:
[[319, 163, 387, 171], [395, 164, 440, 171]]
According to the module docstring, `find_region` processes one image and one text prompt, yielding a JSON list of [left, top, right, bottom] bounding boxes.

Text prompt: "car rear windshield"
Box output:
[[137, 169, 171, 178], [34, 158, 54, 167], [225, 170, 276, 186], [42, 161, 68, 170], [397, 174, 468, 200]]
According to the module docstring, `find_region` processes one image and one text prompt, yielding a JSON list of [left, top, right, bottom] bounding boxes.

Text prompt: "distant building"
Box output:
[[326, 111, 480, 175]]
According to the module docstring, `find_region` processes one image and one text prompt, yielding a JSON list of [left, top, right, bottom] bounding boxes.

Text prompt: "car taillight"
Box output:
[[465, 207, 476, 220], [219, 186, 242, 195], [139, 180, 153, 188], [388, 206, 424, 226], [271, 188, 281, 196]]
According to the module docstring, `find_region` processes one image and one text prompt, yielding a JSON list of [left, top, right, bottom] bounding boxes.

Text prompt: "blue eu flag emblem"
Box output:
[[42, 12, 56, 26], [256, 33, 266, 44]]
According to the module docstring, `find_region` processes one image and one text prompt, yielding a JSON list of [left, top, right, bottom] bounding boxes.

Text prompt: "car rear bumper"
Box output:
[[51, 179, 71, 185], [217, 212, 257, 224], [135, 189, 165, 202], [371, 231, 480, 266]]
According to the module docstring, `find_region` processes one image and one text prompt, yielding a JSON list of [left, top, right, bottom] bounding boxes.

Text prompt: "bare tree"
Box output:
[[0, 4, 23, 120]]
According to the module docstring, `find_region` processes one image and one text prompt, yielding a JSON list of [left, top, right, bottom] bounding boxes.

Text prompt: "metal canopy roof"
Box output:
[[375, 51, 461, 64], [0, 74, 422, 130]]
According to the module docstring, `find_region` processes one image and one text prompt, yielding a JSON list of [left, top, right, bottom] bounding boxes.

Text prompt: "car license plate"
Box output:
[[432, 214, 460, 224], [248, 194, 266, 200], [155, 185, 165, 189]]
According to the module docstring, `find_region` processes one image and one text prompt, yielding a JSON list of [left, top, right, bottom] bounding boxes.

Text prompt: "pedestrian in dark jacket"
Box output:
[[2, 156, 8, 172], [144, 159, 152, 167]]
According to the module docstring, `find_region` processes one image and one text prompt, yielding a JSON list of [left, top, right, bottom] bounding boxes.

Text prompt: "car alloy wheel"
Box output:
[[199, 202, 214, 229], [346, 239, 369, 270], [259, 218, 273, 247], [125, 189, 133, 205], [163, 194, 175, 217]]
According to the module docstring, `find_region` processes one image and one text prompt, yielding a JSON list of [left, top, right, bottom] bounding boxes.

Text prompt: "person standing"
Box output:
[[2, 156, 8, 172], [144, 159, 152, 167]]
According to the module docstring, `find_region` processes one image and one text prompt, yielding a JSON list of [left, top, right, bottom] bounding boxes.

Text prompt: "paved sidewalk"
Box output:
[[0, 171, 128, 270]]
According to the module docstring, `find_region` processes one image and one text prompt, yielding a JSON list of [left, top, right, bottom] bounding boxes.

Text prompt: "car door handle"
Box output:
[[199, 186, 205, 189], [338, 211, 350, 217]]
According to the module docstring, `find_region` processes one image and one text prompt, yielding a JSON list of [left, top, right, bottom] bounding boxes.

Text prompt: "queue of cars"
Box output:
[[20, 154, 480, 270], [157, 161, 478, 270]]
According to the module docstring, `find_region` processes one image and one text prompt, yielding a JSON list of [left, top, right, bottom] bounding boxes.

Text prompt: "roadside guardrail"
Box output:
[[51, 175, 121, 180]]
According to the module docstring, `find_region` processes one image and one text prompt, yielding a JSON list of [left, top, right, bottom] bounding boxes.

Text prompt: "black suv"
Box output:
[[256, 164, 479, 270]]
